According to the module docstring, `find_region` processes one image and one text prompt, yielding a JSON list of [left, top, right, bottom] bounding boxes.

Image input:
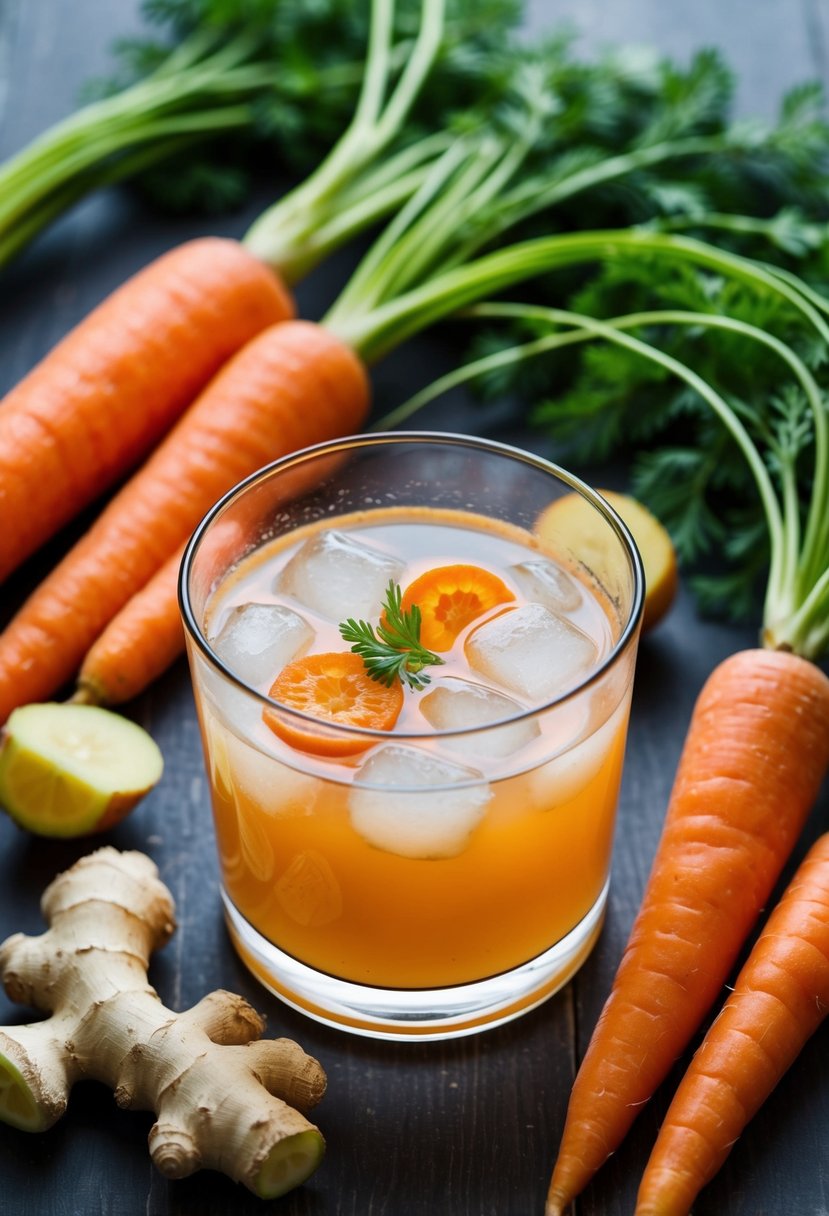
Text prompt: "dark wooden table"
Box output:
[[2, 3, 829, 1214]]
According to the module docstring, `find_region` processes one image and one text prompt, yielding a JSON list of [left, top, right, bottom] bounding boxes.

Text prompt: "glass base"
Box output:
[[222, 881, 609, 1041]]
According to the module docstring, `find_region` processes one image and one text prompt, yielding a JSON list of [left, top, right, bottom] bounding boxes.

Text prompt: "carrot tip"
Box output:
[[545, 1190, 569, 1216]]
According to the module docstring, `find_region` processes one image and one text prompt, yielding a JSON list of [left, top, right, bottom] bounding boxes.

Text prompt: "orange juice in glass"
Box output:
[[180, 434, 643, 1039]]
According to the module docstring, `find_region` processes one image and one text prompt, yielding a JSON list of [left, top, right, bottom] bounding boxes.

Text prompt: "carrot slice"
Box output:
[[264, 652, 403, 757], [400, 564, 514, 651]]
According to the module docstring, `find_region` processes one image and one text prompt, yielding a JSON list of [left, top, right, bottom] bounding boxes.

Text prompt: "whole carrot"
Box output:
[[0, 238, 291, 582], [0, 0, 449, 587], [545, 648, 829, 1216], [0, 321, 370, 724], [635, 831, 829, 1216], [76, 546, 188, 708]]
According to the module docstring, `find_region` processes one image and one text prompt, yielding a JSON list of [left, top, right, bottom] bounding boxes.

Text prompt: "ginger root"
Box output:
[[0, 847, 327, 1198]]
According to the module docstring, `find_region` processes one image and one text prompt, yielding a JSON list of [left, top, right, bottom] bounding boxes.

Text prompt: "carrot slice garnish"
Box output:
[[264, 652, 403, 757], [400, 564, 515, 651]]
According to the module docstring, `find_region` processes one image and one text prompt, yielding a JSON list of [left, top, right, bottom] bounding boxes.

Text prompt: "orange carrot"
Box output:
[[635, 831, 829, 1216], [0, 320, 370, 724], [546, 648, 829, 1216], [0, 237, 292, 583], [632, 831, 829, 1216], [76, 545, 188, 707], [77, 514, 282, 707]]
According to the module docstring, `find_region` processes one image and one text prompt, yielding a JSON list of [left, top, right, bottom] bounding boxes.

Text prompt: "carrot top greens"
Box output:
[[277, 11, 829, 669], [0, 0, 516, 270], [5, 0, 829, 277], [358, 225, 829, 660], [7, 4, 829, 660]]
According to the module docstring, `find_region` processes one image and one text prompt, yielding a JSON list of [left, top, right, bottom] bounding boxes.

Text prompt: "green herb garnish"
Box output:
[[339, 581, 444, 691]]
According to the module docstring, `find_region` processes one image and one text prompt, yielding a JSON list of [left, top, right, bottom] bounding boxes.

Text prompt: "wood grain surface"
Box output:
[[1, 2, 828, 1214]]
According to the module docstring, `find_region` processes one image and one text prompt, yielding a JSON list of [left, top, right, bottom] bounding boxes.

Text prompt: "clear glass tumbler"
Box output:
[[180, 433, 644, 1040]]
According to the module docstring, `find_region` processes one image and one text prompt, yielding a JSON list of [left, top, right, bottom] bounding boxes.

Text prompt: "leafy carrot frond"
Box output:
[[631, 445, 731, 564], [0, 0, 522, 271], [339, 581, 444, 691], [363, 233, 829, 658], [746, 387, 815, 496]]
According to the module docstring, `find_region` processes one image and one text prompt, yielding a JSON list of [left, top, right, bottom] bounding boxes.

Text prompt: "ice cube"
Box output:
[[349, 745, 491, 859], [420, 678, 539, 758], [203, 718, 275, 881], [207, 717, 318, 817], [211, 602, 312, 688], [276, 529, 404, 620], [511, 557, 582, 613], [465, 603, 598, 704], [236, 798, 276, 883], [225, 732, 318, 817], [529, 698, 627, 809], [275, 850, 342, 927]]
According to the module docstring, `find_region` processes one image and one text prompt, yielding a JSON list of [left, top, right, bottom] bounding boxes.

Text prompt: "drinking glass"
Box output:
[[180, 433, 644, 1040]]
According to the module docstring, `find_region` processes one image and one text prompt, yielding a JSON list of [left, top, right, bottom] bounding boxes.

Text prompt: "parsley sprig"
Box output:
[[339, 581, 444, 691]]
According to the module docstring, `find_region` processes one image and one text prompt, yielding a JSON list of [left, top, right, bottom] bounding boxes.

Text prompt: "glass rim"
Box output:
[[179, 431, 645, 742]]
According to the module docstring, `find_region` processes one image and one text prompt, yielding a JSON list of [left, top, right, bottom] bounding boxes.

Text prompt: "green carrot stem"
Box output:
[[782, 566, 829, 655], [659, 210, 828, 250], [254, 134, 453, 286], [328, 138, 477, 317], [374, 286, 829, 653], [377, 303, 788, 611], [332, 230, 829, 362], [330, 228, 828, 599], [6, 102, 255, 211], [243, 0, 445, 271], [446, 134, 732, 269], [0, 37, 264, 192], [0, 134, 212, 268]]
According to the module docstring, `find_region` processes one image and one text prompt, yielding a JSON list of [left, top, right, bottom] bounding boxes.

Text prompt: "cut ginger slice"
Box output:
[[265, 652, 403, 757], [535, 490, 678, 632], [253, 1129, 327, 1199], [0, 1053, 45, 1132], [400, 564, 515, 651], [0, 703, 163, 837]]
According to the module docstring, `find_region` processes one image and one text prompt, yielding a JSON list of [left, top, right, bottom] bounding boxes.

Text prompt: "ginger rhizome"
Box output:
[[0, 848, 327, 1198]]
